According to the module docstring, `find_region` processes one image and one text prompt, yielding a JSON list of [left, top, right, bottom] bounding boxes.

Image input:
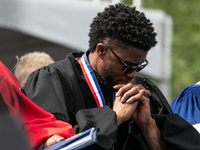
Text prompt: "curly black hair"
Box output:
[[88, 3, 157, 52]]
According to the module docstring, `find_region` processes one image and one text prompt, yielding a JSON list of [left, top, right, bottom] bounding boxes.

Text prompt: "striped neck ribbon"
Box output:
[[79, 52, 115, 107]]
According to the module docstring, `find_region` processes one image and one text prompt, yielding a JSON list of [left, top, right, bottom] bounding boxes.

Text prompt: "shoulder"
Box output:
[[29, 63, 59, 78], [171, 84, 200, 111], [187, 85, 200, 94], [177, 84, 200, 101]]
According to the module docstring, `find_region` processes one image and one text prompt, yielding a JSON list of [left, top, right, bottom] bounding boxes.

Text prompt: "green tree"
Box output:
[[124, 0, 200, 101]]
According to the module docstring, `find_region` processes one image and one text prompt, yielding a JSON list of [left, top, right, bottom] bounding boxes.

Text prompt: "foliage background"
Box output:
[[124, 0, 200, 102]]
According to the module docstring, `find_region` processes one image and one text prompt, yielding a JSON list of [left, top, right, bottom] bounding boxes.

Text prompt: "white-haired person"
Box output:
[[14, 51, 55, 88]]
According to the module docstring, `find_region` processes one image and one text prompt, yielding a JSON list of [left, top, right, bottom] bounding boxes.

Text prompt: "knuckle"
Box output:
[[132, 83, 137, 86], [137, 84, 143, 89], [128, 83, 133, 86], [139, 94, 143, 99], [123, 92, 129, 99], [140, 89, 145, 94]]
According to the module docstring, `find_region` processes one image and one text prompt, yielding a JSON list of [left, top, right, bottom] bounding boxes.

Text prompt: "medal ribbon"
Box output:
[[79, 53, 106, 107]]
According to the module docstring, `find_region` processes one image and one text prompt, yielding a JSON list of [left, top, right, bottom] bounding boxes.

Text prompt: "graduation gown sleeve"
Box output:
[[75, 106, 118, 149], [0, 61, 76, 149], [152, 114, 200, 150], [24, 65, 71, 122], [171, 85, 200, 125]]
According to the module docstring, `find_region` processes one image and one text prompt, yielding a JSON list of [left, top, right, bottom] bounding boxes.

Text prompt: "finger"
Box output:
[[139, 89, 151, 97], [134, 84, 146, 91], [119, 84, 148, 102], [120, 85, 140, 103], [55, 136, 65, 143], [126, 92, 150, 104], [113, 84, 125, 90], [124, 85, 150, 103], [115, 83, 134, 97], [44, 136, 57, 148], [44, 135, 65, 148]]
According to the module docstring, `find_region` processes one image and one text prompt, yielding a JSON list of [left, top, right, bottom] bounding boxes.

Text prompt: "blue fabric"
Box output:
[[171, 84, 200, 125]]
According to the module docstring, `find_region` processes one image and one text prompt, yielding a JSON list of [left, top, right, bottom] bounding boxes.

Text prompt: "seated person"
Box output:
[[13, 51, 70, 149], [14, 51, 55, 88], [0, 60, 75, 149], [171, 81, 200, 133]]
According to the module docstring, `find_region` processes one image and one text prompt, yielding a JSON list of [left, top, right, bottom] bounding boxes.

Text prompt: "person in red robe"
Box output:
[[0, 60, 76, 149]]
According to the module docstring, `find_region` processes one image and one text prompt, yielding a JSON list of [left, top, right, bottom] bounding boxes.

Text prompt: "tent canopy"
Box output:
[[0, 0, 172, 101]]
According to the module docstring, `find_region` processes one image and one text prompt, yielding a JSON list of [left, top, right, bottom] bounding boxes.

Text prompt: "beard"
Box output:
[[101, 64, 116, 90], [104, 75, 115, 89], [100, 63, 134, 90]]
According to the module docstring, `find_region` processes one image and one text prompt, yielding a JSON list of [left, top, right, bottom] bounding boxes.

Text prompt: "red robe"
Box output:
[[0, 61, 76, 148]]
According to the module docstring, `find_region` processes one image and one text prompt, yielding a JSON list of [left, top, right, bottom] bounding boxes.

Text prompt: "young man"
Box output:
[[24, 3, 200, 150]]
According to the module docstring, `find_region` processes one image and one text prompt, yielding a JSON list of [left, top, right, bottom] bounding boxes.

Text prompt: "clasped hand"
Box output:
[[113, 83, 152, 126]]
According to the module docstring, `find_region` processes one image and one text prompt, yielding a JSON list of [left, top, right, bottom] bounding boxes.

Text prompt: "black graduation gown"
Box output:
[[24, 51, 200, 150]]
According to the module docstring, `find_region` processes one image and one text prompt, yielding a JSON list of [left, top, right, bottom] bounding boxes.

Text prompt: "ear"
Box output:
[[96, 43, 108, 59]]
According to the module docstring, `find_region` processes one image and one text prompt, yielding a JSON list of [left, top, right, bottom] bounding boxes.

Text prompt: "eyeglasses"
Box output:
[[0, 56, 20, 82], [103, 43, 148, 74]]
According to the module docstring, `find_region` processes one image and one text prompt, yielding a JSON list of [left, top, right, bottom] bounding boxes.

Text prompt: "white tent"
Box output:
[[0, 0, 172, 102]]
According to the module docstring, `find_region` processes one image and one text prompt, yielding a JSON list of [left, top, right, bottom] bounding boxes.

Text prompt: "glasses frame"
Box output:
[[103, 43, 149, 74], [0, 56, 20, 82]]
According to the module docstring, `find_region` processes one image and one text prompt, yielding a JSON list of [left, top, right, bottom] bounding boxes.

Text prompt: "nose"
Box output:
[[125, 70, 137, 80]]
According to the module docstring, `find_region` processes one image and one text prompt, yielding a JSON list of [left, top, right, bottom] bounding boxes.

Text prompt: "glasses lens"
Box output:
[[135, 66, 144, 72], [124, 63, 148, 74], [136, 64, 148, 72], [124, 66, 137, 74]]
